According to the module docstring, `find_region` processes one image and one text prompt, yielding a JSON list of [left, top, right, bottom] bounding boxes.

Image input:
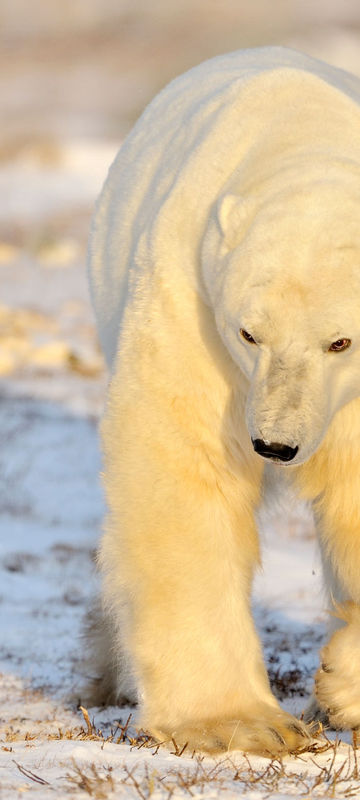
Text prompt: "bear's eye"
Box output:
[[328, 338, 352, 352], [240, 328, 257, 345]]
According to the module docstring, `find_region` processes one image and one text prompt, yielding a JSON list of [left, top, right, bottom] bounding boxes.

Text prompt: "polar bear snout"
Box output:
[[252, 438, 299, 463]]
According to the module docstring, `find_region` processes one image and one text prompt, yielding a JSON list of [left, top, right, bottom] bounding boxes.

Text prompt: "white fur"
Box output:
[[88, 47, 360, 754]]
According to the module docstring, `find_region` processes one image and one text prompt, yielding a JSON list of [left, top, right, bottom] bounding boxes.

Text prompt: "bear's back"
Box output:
[[88, 47, 360, 366]]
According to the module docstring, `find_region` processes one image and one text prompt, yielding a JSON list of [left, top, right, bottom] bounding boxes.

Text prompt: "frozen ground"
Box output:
[[1, 145, 360, 800]]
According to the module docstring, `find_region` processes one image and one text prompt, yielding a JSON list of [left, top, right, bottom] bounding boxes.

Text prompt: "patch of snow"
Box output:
[[0, 141, 118, 226]]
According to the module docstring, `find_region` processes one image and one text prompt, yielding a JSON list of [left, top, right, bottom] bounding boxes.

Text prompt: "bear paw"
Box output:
[[313, 606, 360, 730], [157, 706, 311, 756], [303, 694, 330, 727]]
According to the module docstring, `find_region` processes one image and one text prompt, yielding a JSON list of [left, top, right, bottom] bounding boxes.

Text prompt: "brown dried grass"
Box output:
[[63, 713, 360, 799]]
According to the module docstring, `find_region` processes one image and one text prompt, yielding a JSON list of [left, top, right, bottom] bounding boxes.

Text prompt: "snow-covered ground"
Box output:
[[2, 7, 360, 794]]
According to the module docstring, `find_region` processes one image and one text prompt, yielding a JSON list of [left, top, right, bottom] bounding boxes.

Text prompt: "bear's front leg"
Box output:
[[304, 445, 360, 730], [314, 603, 360, 729], [309, 521, 360, 729], [99, 371, 310, 756]]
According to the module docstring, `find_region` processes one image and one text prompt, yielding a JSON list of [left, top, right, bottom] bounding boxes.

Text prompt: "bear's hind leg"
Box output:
[[82, 597, 137, 707]]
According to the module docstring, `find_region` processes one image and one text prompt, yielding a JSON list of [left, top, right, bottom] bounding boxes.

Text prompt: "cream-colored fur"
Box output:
[[88, 47, 360, 755]]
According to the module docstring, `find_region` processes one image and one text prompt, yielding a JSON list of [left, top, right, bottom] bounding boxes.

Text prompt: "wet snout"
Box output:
[[246, 338, 328, 466], [245, 343, 322, 465], [252, 438, 299, 462]]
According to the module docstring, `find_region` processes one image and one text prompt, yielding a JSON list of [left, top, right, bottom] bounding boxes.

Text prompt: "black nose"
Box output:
[[252, 439, 299, 462]]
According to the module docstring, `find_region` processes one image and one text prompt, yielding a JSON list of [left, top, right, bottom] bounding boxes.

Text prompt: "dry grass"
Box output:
[[4, 699, 360, 797], [63, 735, 360, 799], [62, 715, 360, 799], [66, 760, 115, 798], [28, 707, 154, 748]]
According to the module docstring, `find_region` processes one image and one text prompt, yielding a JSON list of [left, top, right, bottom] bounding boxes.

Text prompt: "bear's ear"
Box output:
[[216, 193, 254, 250]]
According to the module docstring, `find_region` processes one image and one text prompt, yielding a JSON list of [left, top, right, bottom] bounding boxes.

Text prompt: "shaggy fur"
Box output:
[[87, 47, 360, 755]]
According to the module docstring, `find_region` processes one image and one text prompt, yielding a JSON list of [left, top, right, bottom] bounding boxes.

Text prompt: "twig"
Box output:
[[116, 712, 132, 744], [13, 760, 50, 786], [123, 765, 147, 800], [170, 737, 188, 756], [79, 705, 93, 736], [353, 730, 359, 779]]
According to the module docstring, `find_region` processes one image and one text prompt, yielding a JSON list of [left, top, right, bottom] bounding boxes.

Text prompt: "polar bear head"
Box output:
[[202, 174, 360, 465]]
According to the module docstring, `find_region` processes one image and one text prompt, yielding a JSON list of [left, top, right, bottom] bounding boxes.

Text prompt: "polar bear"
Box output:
[[88, 46, 360, 756]]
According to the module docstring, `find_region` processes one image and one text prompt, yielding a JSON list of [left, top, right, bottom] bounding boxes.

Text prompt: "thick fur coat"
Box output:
[[88, 47, 360, 755]]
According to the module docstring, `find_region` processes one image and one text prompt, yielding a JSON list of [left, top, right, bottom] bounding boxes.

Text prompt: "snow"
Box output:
[[0, 141, 118, 226]]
